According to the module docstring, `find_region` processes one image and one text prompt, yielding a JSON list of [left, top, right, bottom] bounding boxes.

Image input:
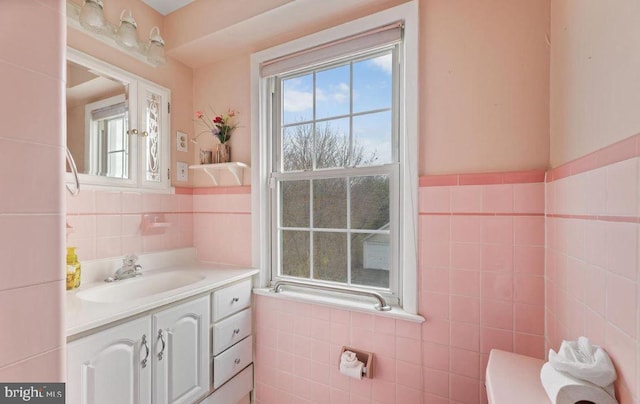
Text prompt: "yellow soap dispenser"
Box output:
[[66, 247, 81, 290]]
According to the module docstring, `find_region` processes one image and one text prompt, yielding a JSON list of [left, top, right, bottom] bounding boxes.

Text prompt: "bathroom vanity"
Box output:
[[66, 257, 258, 404]]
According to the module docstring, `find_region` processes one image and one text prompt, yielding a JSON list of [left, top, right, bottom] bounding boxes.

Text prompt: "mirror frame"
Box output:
[[66, 48, 139, 188], [65, 47, 172, 191]]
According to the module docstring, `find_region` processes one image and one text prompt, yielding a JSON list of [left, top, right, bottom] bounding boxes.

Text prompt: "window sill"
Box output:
[[252, 287, 425, 323]]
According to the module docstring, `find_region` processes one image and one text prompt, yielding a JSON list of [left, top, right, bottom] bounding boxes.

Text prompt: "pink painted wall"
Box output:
[[546, 137, 640, 403], [191, 56, 252, 187], [0, 0, 66, 381], [254, 173, 546, 404], [189, 0, 550, 178], [421, 0, 550, 175], [67, 0, 194, 186], [550, 0, 640, 167], [66, 190, 193, 262]]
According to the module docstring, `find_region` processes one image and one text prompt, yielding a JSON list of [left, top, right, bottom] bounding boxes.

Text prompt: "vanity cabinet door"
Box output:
[[152, 295, 210, 404], [67, 316, 152, 404], [138, 81, 170, 190]]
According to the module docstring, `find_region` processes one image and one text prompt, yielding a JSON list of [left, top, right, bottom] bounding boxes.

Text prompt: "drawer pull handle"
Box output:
[[233, 328, 240, 335], [231, 297, 239, 303], [141, 334, 150, 368], [157, 330, 166, 361], [234, 358, 241, 365]]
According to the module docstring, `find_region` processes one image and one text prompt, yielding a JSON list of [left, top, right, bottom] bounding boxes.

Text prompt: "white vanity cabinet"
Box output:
[[152, 295, 210, 404], [67, 316, 152, 404], [200, 279, 254, 404], [67, 296, 210, 404]]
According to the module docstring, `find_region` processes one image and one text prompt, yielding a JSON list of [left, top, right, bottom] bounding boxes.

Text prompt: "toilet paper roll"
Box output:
[[540, 362, 618, 404], [340, 361, 364, 380]]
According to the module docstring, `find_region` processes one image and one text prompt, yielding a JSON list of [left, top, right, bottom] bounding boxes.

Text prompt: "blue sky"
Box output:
[[282, 52, 393, 166]]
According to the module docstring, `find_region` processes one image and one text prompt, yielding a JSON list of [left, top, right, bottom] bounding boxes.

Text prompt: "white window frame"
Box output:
[[251, 1, 419, 314]]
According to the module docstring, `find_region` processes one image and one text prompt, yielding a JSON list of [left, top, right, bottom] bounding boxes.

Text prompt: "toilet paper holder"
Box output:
[[339, 346, 374, 379]]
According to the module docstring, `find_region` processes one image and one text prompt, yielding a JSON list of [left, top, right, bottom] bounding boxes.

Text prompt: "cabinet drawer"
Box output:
[[212, 308, 252, 356], [212, 279, 252, 322], [199, 364, 253, 404], [212, 336, 252, 388]]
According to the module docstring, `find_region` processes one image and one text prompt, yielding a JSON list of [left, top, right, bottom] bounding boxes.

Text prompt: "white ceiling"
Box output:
[[141, 0, 194, 15]]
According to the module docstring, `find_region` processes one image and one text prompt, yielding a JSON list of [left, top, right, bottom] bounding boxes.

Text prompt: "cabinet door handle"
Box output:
[[231, 297, 239, 303], [157, 330, 166, 361], [233, 328, 240, 335], [127, 129, 148, 137], [234, 358, 241, 365], [141, 334, 150, 368]]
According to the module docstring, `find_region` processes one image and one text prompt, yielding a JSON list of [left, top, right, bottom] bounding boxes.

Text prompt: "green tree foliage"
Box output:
[[280, 122, 390, 288]]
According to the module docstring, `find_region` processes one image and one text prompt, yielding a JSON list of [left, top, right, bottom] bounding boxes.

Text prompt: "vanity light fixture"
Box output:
[[78, 0, 106, 33], [67, 0, 167, 67], [115, 9, 138, 49], [146, 27, 167, 66]]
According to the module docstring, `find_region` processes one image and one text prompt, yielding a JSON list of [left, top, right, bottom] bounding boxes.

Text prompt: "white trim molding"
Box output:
[[251, 1, 419, 315]]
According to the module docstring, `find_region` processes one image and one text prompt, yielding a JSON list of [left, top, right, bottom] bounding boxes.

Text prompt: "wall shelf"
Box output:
[[189, 162, 249, 186]]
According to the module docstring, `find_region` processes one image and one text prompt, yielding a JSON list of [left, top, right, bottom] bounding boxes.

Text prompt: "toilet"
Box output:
[[485, 349, 551, 404]]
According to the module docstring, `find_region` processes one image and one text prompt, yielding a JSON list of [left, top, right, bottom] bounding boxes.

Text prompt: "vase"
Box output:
[[215, 143, 231, 163], [199, 149, 212, 164]]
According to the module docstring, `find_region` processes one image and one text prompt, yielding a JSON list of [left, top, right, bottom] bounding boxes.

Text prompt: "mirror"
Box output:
[[66, 60, 131, 179]]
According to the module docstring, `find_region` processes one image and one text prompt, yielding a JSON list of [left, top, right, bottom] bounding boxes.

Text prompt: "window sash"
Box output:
[[272, 166, 399, 298], [275, 46, 399, 173]]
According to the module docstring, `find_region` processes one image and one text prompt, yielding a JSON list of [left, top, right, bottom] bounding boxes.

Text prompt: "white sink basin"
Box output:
[[76, 271, 205, 303]]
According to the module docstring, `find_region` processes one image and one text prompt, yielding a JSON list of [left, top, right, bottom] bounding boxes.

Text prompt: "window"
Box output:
[[271, 46, 400, 299], [252, 2, 419, 313]]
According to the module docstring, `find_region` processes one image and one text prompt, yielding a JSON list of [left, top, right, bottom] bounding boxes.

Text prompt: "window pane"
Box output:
[[350, 175, 389, 230], [313, 232, 347, 282], [313, 178, 346, 229], [353, 53, 392, 113], [283, 124, 313, 171], [314, 118, 349, 169], [107, 117, 124, 151], [107, 152, 124, 178], [351, 233, 390, 288], [283, 74, 313, 125], [281, 180, 309, 228], [316, 64, 350, 120], [353, 111, 392, 166], [281, 230, 310, 278]]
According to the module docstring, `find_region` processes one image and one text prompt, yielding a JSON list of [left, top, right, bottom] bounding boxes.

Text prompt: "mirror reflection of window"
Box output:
[[66, 60, 130, 179], [86, 96, 129, 178]]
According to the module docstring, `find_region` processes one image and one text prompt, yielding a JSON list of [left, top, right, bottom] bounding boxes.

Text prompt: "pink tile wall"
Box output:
[[254, 296, 423, 404], [254, 172, 545, 404], [546, 145, 640, 404], [66, 190, 193, 261], [420, 178, 545, 404], [0, 0, 66, 381], [193, 188, 252, 266]]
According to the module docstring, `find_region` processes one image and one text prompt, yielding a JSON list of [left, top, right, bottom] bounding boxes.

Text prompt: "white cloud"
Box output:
[[370, 54, 392, 74], [284, 80, 351, 113], [332, 82, 350, 103], [284, 89, 313, 112]]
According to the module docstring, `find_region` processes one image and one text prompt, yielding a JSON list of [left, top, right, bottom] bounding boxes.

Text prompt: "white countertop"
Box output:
[[66, 262, 259, 338]]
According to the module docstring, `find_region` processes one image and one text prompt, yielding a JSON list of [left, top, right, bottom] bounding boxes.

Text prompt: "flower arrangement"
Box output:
[[192, 108, 238, 144]]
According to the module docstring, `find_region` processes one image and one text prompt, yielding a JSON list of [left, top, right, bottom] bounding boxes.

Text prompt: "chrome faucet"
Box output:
[[105, 255, 143, 282]]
